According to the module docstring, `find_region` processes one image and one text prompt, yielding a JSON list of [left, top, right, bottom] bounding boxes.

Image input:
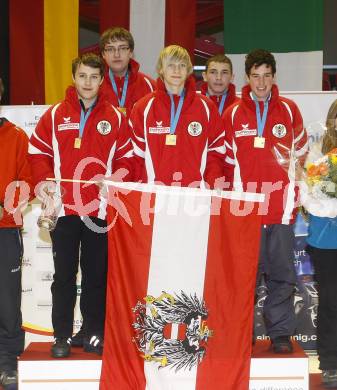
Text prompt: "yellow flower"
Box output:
[[331, 155, 337, 165]]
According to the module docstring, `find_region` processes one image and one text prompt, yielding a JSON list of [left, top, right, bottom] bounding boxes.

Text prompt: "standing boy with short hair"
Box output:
[[201, 54, 239, 118], [223, 49, 308, 353], [0, 78, 32, 390], [100, 27, 155, 117], [29, 53, 133, 358]]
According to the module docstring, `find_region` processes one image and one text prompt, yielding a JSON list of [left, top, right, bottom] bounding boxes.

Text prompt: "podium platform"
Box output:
[[18, 340, 309, 389], [18, 343, 101, 390], [250, 340, 309, 390]]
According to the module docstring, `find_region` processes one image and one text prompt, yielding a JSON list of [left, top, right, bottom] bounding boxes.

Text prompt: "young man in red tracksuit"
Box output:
[[223, 49, 308, 353], [200, 54, 239, 119], [0, 78, 32, 390], [100, 27, 156, 118], [129, 45, 234, 188], [29, 53, 133, 358]]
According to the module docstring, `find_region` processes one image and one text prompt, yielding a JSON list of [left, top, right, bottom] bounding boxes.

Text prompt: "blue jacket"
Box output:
[[307, 214, 337, 249]]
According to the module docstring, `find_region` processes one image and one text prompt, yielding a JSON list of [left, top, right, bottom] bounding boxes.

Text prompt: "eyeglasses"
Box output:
[[104, 46, 130, 55]]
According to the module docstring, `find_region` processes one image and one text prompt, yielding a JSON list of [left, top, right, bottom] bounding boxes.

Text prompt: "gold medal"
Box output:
[[165, 134, 177, 146], [118, 107, 127, 115], [254, 136, 265, 149], [74, 137, 81, 149]]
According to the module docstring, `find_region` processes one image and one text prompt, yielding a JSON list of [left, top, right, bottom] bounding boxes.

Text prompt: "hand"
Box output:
[[35, 180, 57, 200]]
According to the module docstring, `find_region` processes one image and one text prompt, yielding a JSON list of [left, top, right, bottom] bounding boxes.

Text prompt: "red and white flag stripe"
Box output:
[[100, 183, 263, 390]]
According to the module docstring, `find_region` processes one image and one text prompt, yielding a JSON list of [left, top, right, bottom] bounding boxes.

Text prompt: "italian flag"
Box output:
[[224, 0, 323, 91], [100, 183, 262, 389]]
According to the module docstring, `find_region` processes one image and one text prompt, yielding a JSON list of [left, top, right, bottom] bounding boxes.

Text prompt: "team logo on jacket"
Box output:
[[132, 291, 212, 371], [149, 121, 170, 134], [235, 123, 257, 137], [97, 120, 111, 135], [58, 117, 79, 131], [187, 122, 202, 136], [272, 123, 287, 138]]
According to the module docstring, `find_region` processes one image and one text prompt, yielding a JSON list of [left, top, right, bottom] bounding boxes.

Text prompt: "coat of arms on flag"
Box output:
[[132, 290, 212, 371]]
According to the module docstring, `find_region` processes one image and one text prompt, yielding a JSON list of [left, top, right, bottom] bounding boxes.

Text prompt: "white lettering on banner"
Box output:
[[0, 105, 50, 137]]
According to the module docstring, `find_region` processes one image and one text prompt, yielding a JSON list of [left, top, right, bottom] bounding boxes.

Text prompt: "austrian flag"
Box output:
[[100, 184, 263, 390]]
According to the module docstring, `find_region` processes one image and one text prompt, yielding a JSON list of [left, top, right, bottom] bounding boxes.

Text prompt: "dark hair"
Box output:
[[245, 49, 276, 76], [322, 99, 337, 154], [100, 27, 134, 52], [205, 54, 233, 74], [72, 53, 105, 77]]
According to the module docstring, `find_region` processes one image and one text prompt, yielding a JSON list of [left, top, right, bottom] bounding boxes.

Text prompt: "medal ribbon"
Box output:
[[206, 91, 227, 115], [253, 95, 269, 137], [109, 69, 129, 108], [169, 90, 185, 135], [79, 101, 95, 138], [218, 92, 227, 115]]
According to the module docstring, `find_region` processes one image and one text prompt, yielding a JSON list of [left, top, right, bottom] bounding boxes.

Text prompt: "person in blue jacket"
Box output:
[[306, 99, 337, 389]]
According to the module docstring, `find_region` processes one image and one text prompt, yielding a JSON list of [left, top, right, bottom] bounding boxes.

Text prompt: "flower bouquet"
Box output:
[[300, 148, 337, 217]]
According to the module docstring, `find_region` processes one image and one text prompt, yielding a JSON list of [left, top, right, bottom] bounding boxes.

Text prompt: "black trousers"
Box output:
[[308, 245, 337, 370], [257, 224, 297, 339], [50, 216, 108, 338], [0, 228, 24, 371]]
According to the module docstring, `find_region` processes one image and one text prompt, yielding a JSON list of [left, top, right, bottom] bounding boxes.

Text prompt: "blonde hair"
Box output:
[[322, 99, 337, 154], [156, 45, 193, 79]]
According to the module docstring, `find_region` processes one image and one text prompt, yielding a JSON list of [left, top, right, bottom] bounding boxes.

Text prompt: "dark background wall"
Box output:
[[0, 0, 9, 104]]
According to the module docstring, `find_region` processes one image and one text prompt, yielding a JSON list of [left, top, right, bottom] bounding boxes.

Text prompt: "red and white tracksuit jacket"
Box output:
[[0, 119, 32, 227], [28, 86, 133, 219], [223, 84, 308, 224], [100, 58, 156, 118], [129, 76, 234, 188], [199, 82, 240, 118]]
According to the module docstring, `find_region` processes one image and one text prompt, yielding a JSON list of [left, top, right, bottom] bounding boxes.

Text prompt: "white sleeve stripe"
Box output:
[[116, 150, 134, 160], [294, 129, 306, 144], [225, 140, 233, 150], [28, 143, 53, 157], [200, 99, 210, 121], [31, 130, 53, 151], [119, 139, 131, 150], [281, 101, 293, 123], [144, 77, 154, 92], [143, 97, 155, 141], [112, 105, 122, 127], [208, 145, 226, 154], [225, 156, 235, 165], [295, 141, 309, 157], [133, 132, 145, 143], [231, 104, 240, 125], [132, 141, 145, 157], [209, 130, 226, 147]]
